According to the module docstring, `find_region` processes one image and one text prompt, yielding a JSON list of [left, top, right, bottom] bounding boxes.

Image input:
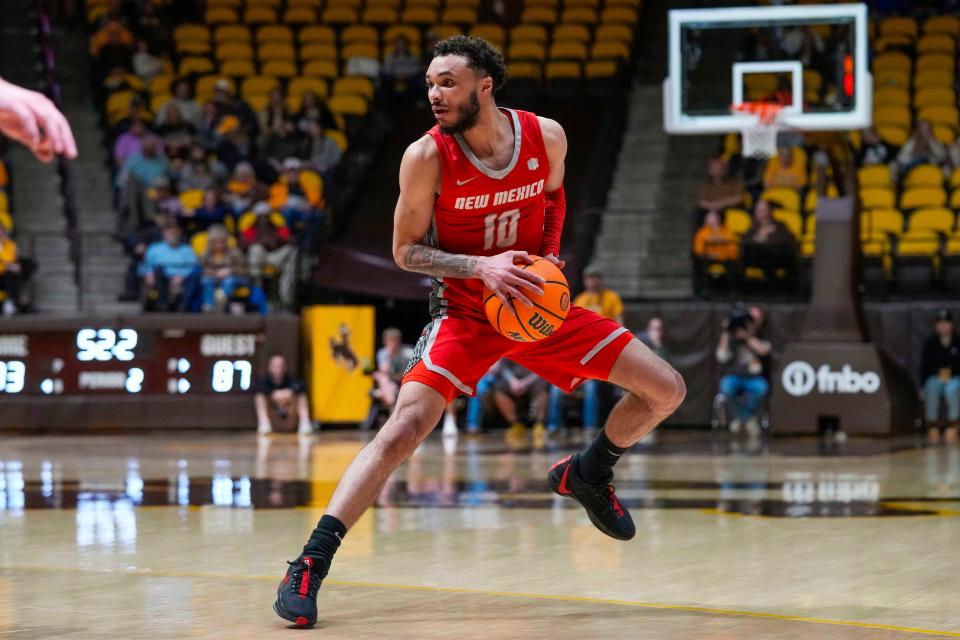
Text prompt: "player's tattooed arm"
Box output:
[[402, 244, 479, 277]]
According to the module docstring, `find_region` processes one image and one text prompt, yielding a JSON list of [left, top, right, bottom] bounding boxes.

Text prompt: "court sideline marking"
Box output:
[[2, 564, 959, 637]]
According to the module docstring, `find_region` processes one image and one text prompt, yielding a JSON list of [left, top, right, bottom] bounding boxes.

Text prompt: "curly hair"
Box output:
[[432, 35, 507, 92]]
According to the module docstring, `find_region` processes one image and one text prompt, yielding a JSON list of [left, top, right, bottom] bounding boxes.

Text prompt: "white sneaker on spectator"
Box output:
[[257, 421, 272, 436], [442, 414, 458, 437], [2, 300, 15, 317], [746, 417, 760, 437], [298, 420, 313, 436], [728, 418, 742, 434]]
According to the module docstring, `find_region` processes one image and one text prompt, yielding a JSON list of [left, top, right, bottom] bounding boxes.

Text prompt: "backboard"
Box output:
[[663, 3, 871, 135]]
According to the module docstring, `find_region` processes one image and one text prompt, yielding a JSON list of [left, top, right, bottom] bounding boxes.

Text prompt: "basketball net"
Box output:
[[731, 102, 784, 159]]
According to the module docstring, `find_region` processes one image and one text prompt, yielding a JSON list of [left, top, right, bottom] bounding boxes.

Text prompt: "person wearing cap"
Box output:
[[213, 114, 248, 173], [269, 157, 324, 232], [241, 201, 297, 308], [212, 78, 259, 140], [920, 310, 960, 444]]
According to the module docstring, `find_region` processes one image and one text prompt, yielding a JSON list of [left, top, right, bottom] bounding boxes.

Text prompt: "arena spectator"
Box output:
[[156, 104, 196, 156], [762, 145, 808, 190], [174, 146, 217, 192], [716, 304, 772, 436], [744, 199, 794, 248], [0, 226, 21, 316], [373, 327, 414, 411], [259, 88, 290, 137], [255, 354, 313, 435], [262, 118, 305, 165], [464, 361, 501, 434], [145, 175, 185, 224], [117, 135, 170, 234], [741, 199, 796, 286], [213, 115, 248, 172], [225, 162, 267, 216], [242, 202, 297, 308], [693, 209, 739, 262], [697, 155, 743, 224], [304, 120, 342, 179], [920, 310, 960, 445], [135, 1, 171, 55], [637, 316, 670, 362], [269, 157, 323, 227], [857, 127, 895, 166], [295, 90, 337, 132], [141, 224, 199, 311], [113, 118, 147, 167], [156, 79, 203, 129], [119, 207, 174, 302], [212, 79, 258, 140], [93, 21, 134, 72], [896, 119, 949, 177], [131, 38, 164, 82], [381, 35, 422, 107], [181, 189, 231, 233], [200, 224, 248, 313], [494, 360, 549, 444]]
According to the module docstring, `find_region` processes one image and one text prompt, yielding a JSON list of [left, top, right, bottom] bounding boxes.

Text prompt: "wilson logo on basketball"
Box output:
[[560, 293, 569, 313], [527, 312, 555, 337]]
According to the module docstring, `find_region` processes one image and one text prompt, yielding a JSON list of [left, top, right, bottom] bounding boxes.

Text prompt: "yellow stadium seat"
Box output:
[[873, 51, 911, 73], [933, 126, 956, 146], [243, 7, 277, 23], [861, 229, 891, 257], [924, 15, 960, 36], [174, 23, 210, 43], [176, 39, 212, 56], [873, 105, 910, 129], [549, 41, 587, 61], [919, 105, 959, 129], [545, 61, 581, 79], [342, 24, 378, 44], [918, 34, 956, 55], [326, 0, 361, 8], [207, 0, 242, 8], [874, 34, 912, 53], [282, 7, 315, 22], [302, 60, 339, 80], [520, 7, 557, 24], [363, 7, 398, 23], [561, 7, 596, 24], [191, 231, 209, 256], [105, 90, 136, 124], [904, 164, 944, 189], [804, 215, 816, 238], [470, 24, 506, 47], [873, 86, 909, 107], [897, 228, 940, 257], [948, 168, 960, 190], [328, 94, 369, 117], [915, 87, 955, 109], [245, 94, 269, 111], [257, 24, 292, 44], [605, 0, 640, 7], [918, 53, 955, 73], [341, 43, 380, 60], [384, 24, 422, 46], [428, 23, 463, 39], [760, 187, 800, 213], [508, 61, 541, 81], [585, 60, 617, 79], [873, 68, 909, 89], [258, 43, 296, 63], [724, 208, 752, 235], [299, 25, 336, 45], [524, 0, 558, 7], [446, 0, 480, 7], [600, 7, 637, 24], [236, 212, 255, 233], [204, 7, 238, 23], [880, 16, 917, 38], [508, 41, 546, 62], [909, 207, 955, 234], [179, 189, 205, 211], [947, 234, 960, 255], [876, 125, 909, 147], [868, 208, 905, 236], [333, 76, 375, 100], [803, 69, 822, 92], [220, 59, 256, 76], [195, 74, 228, 97], [595, 24, 633, 46], [566, 0, 598, 8], [326, 129, 348, 152], [240, 75, 278, 96], [367, 0, 401, 8], [901, 187, 947, 210], [215, 43, 254, 62], [148, 74, 175, 97], [860, 187, 895, 210], [510, 24, 548, 44], [260, 60, 297, 78], [915, 69, 953, 91], [179, 57, 215, 75], [321, 7, 358, 23], [300, 42, 338, 62], [401, 7, 437, 23], [591, 40, 630, 61], [441, 7, 477, 24], [214, 24, 251, 44], [553, 24, 591, 44], [247, 0, 281, 8], [773, 209, 802, 237]]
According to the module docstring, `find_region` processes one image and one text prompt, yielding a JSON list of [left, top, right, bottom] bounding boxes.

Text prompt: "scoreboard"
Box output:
[[0, 314, 300, 429]]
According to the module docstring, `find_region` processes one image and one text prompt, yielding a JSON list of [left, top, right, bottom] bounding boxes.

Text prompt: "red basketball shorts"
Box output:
[[402, 306, 634, 403]]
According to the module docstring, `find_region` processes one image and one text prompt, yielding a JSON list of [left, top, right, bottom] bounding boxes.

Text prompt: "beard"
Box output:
[[438, 90, 481, 135]]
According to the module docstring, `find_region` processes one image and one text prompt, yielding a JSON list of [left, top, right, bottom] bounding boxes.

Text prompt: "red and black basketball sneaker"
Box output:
[[273, 556, 326, 627], [548, 453, 636, 541]]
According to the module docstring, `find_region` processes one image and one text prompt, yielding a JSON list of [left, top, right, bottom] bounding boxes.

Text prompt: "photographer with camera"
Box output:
[[715, 304, 772, 435]]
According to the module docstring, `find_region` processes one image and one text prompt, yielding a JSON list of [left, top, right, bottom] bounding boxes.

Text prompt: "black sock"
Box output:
[[301, 514, 346, 570], [576, 428, 627, 485]]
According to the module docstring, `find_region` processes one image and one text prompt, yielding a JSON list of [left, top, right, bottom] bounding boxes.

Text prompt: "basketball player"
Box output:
[[274, 36, 686, 627]]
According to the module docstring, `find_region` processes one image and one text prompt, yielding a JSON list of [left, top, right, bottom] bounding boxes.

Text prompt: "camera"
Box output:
[[726, 304, 751, 333]]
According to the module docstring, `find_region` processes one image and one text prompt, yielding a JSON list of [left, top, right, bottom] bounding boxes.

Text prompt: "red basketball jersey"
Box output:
[[425, 108, 551, 321]]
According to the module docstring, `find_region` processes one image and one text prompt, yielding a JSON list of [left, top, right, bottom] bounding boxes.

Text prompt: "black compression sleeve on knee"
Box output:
[[577, 428, 628, 485], [302, 514, 347, 567]]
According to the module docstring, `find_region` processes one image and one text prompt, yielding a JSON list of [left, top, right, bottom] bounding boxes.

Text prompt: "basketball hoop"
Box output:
[[731, 102, 784, 159]]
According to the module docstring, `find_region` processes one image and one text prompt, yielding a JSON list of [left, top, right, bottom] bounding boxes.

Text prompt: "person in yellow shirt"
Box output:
[[0, 225, 21, 315], [693, 210, 740, 261], [762, 146, 807, 190], [573, 264, 624, 324]]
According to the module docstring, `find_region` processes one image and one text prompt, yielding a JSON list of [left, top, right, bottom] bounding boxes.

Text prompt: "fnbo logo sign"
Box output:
[[781, 361, 881, 397]]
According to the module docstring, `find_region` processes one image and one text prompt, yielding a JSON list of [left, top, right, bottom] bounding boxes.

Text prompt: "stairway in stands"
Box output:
[[0, 6, 78, 314], [51, 25, 139, 315]]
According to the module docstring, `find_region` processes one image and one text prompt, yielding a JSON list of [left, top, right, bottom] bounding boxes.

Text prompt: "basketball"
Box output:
[[483, 256, 570, 342]]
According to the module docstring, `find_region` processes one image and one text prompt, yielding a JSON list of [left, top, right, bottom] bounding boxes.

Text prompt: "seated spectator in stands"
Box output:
[[256, 354, 312, 435], [262, 118, 305, 165], [495, 360, 549, 444], [857, 127, 895, 166], [225, 162, 267, 216], [198, 100, 220, 150], [269, 157, 323, 227], [373, 327, 415, 412], [242, 202, 297, 308], [305, 119, 342, 180], [259, 88, 289, 138], [762, 145, 807, 190], [920, 309, 960, 445], [131, 38, 164, 82], [146, 175, 184, 225], [637, 316, 670, 362], [200, 224, 248, 313], [113, 118, 147, 167], [212, 79, 258, 141], [213, 115, 248, 173], [716, 304, 772, 435], [697, 155, 743, 224], [181, 189, 231, 234], [296, 90, 337, 132], [117, 135, 170, 234], [381, 36, 422, 107], [0, 226, 21, 316], [344, 48, 380, 81], [90, 20, 133, 59], [174, 146, 217, 192], [156, 104, 196, 157], [744, 199, 794, 248], [156, 79, 203, 129], [119, 208, 175, 302], [693, 210, 739, 262], [141, 224, 200, 311], [896, 119, 948, 177], [93, 21, 134, 74]]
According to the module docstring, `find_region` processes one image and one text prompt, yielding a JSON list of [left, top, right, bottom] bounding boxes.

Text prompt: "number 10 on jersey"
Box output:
[[483, 209, 520, 250]]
